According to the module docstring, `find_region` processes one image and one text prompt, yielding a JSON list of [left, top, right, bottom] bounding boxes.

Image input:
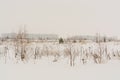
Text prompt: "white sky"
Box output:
[[0, 0, 120, 37]]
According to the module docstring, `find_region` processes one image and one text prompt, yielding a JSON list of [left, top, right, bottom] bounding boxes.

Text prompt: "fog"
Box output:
[[0, 0, 119, 37]]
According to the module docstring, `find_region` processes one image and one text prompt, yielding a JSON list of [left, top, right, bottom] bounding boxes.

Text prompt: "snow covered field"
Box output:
[[0, 42, 120, 80], [0, 60, 120, 80], [0, 41, 120, 65]]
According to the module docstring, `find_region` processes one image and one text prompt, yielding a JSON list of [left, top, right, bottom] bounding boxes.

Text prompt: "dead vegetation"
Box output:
[[0, 30, 120, 66]]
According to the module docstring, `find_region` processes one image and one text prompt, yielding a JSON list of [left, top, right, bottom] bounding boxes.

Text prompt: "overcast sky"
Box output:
[[0, 0, 120, 37]]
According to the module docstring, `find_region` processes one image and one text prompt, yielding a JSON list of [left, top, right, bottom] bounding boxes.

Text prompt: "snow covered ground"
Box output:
[[0, 60, 120, 80], [0, 42, 120, 80], [0, 42, 120, 65]]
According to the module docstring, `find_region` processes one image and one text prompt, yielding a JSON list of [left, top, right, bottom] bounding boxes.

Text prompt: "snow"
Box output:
[[0, 42, 120, 80], [0, 60, 120, 80]]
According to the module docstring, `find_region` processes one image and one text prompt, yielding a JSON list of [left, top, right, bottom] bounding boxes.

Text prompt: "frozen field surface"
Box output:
[[0, 42, 120, 80], [0, 60, 120, 80]]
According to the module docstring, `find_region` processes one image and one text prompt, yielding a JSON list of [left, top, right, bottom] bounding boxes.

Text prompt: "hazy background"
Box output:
[[0, 0, 120, 37]]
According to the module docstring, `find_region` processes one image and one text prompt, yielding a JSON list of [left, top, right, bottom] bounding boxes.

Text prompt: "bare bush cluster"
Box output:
[[0, 30, 120, 66]]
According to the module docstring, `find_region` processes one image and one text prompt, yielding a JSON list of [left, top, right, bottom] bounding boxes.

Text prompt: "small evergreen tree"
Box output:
[[73, 40, 76, 43], [103, 36, 106, 42], [59, 38, 64, 44]]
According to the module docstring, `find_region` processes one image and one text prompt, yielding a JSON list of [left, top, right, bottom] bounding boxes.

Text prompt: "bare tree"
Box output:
[[14, 27, 29, 62]]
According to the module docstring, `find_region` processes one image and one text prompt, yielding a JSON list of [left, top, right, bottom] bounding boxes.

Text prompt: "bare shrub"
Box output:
[[92, 53, 101, 64], [64, 44, 78, 66]]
